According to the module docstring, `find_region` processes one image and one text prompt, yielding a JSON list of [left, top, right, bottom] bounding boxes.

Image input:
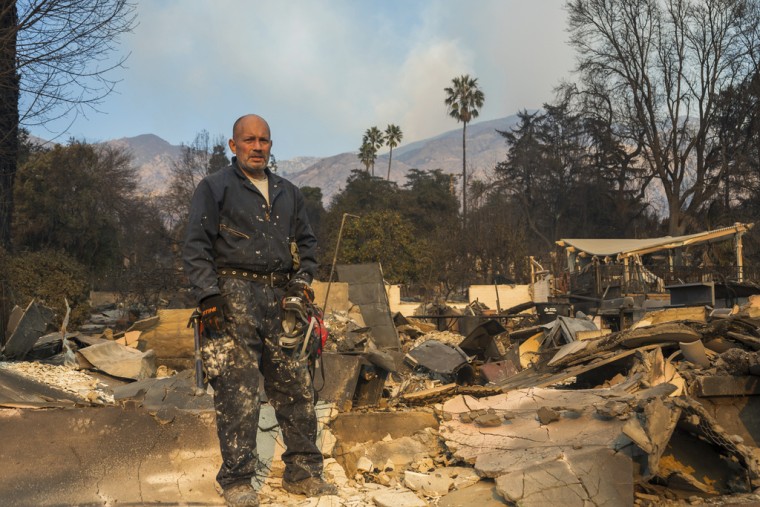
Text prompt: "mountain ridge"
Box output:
[[95, 114, 523, 203]]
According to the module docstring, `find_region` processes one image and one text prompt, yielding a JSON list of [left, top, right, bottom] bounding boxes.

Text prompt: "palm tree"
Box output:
[[358, 142, 374, 173], [384, 124, 403, 181], [362, 126, 385, 177], [444, 74, 485, 223]]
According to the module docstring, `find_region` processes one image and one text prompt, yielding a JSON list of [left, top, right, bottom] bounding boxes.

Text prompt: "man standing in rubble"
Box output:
[[183, 114, 336, 506]]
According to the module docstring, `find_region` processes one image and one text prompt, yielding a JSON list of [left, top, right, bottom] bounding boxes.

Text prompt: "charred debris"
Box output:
[[3, 225, 760, 505]]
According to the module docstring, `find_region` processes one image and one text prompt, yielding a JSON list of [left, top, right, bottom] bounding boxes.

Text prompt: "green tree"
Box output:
[[357, 141, 374, 173], [300, 185, 325, 240], [328, 169, 400, 215], [362, 126, 385, 177], [384, 124, 403, 181], [13, 141, 138, 273], [337, 210, 430, 284], [208, 142, 229, 174], [444, 74, 485, 224], [401, 168, 459, 233], [0, 0, 136, 250]]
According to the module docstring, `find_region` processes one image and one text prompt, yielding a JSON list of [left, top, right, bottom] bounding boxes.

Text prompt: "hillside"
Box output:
[[106, 134, 182, 195], [288, 115, 521, 204], [92, 115, 523, 204]]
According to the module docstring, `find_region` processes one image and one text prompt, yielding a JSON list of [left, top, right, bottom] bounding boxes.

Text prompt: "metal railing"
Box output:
[[567, 264, 757, 298]]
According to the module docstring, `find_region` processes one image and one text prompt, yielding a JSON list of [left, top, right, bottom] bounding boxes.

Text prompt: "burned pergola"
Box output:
[[556, 223, 755, 300]]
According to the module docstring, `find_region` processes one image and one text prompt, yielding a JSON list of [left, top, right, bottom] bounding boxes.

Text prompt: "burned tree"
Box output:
[[567, 0, 760, 235], [0, 0, 136, 249]]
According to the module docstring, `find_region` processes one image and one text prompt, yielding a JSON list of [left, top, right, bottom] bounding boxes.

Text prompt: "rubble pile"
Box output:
[[0, 361, 113, 404], [7, 284, 760, 506]]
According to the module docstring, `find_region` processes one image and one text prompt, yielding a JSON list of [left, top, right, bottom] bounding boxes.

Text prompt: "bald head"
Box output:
[[232, 114, 270, 140]]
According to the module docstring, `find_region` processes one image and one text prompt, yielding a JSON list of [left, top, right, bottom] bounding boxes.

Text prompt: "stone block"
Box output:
[[404, 470, 454, 496], [373, 489, 427, 507], [332, 410, 438, 447]]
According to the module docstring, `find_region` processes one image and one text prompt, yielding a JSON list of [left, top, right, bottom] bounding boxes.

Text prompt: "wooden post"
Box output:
[[736, 232, 745, 282]]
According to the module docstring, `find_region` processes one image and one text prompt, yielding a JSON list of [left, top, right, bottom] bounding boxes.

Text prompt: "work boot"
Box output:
[[282, 476, 338, 497], [223, 482, 259, 507]]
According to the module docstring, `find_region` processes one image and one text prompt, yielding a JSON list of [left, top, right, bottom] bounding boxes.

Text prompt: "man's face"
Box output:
[[229, 115, 272, 174]]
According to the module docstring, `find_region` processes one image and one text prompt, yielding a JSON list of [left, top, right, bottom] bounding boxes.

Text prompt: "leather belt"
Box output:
[[219, 269, 291, 287]]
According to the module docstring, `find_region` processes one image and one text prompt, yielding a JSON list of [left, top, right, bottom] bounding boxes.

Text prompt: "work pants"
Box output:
[[201, 277, 322, 488]]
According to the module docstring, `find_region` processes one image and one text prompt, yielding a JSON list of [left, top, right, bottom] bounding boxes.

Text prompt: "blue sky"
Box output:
[[28, 0, 576, 160]]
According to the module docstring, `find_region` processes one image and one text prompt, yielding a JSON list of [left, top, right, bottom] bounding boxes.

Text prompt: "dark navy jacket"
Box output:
[[182, 158, 318, 304]]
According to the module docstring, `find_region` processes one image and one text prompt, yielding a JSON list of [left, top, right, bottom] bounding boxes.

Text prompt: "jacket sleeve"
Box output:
[[292, 186, 318, 284], [182, 179, 221, 304]]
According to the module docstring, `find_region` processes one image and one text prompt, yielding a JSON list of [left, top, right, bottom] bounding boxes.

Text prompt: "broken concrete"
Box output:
[[494, 447, 633, 507], [2, 301, 52, 359], [78, 340, 157, 380], [0, 406, 223, 506]]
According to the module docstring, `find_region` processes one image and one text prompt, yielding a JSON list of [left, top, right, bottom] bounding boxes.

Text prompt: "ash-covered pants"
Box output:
[[201, 277, 323, 488]]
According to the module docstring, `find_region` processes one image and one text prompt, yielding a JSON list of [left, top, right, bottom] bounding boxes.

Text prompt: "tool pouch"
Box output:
[[290, 240, 301, 271]]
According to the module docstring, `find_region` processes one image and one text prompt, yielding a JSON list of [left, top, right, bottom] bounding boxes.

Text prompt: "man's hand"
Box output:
[[199, 294, 226, 336], [285, 279, 314, 304]]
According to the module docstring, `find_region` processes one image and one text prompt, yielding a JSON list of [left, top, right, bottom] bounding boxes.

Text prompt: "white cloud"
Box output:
[[29, 0, 575, 159]]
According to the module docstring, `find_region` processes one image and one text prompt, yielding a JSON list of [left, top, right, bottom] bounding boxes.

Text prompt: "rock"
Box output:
[[414, 457, 435, 472], [434, 466, 481, 490], [474, 413, 502, 427], [404, 470, 454, 496], [356, 456, 374, 473], [324, 458, 350, 487], [373, 489, 428, 507], [537, 406, 560, 425], [319, 428, 337, 456]]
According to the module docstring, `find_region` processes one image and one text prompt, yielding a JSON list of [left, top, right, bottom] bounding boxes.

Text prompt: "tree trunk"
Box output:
[[0, 0, 19, 250], [462, 122, 467, 223], [668, 198, 687, 236], [387, 147, 393, 181]]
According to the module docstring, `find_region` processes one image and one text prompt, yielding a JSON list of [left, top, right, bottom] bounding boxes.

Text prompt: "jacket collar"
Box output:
[[230, 157, 284, 185]]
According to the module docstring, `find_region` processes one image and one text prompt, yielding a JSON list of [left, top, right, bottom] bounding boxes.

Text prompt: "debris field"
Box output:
[[4, 267, 760, 506]]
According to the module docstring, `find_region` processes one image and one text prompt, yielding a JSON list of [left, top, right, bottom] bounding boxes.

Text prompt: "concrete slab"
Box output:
[[404, 470, 454, 496], [0, 367, 82, 407], [439, 388, 671, 480], [331, 410, 438, 447], [373, 489, 428, 506], [0, 406, 224, 506], [494, 448, 634, 506], [438, 479, 506, 507], [337, 433, 441, 476]]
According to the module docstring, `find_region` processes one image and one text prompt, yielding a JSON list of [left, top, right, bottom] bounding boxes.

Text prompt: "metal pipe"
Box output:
[[322, 213, 359, 311]]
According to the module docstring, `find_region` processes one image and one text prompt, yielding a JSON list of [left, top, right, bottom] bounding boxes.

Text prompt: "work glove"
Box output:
[[199, 294, 226, 337], [285, 278, 314, 304]]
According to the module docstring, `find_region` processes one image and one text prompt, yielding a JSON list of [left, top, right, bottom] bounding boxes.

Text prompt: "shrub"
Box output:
[[1, 249, 91, 327]]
